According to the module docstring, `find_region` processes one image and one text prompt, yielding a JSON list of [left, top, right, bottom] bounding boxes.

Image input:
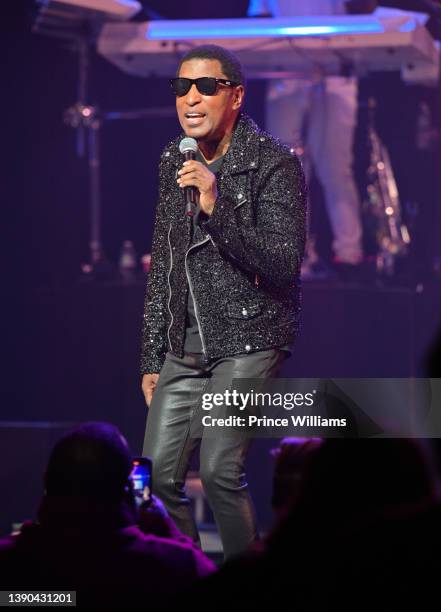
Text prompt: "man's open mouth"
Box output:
[[185, 112, 206, 126]]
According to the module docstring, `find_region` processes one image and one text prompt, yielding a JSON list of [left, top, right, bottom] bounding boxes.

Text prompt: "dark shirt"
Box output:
[[184, 152, 223, 353]]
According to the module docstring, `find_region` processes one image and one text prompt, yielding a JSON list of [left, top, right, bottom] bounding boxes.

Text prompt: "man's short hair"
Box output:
[[177, 44, 245, 86], [44, 422, 132, 502]]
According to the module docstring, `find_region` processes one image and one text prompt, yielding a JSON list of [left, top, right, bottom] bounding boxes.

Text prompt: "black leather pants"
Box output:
[[142, 348, 286, 560]]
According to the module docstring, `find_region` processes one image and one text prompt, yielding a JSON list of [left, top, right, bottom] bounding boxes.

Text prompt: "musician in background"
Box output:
[[248, 0, 377, 279]]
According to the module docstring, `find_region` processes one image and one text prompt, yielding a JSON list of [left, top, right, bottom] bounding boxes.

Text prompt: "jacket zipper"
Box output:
[[166, 224, 175, 353], [185, 236, 210, 362]]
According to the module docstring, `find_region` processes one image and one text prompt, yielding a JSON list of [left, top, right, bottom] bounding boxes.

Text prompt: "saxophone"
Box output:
[[365, 98, 411, 276]]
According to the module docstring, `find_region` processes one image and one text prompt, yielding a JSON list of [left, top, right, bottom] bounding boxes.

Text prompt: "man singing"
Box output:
[[140, 45, 306, 559]]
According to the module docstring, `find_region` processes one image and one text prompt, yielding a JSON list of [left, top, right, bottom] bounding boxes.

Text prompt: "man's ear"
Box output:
[[233, 85, 245, 110]]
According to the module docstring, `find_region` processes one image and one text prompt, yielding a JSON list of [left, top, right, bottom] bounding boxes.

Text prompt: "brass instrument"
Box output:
[[365, 98, 411, 276]]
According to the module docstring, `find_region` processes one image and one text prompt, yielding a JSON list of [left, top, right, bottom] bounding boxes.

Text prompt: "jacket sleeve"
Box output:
[[202, 152, 307, 288], [140, 161, 170, 376]]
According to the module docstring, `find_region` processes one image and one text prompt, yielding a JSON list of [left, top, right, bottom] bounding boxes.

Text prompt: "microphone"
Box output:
[[179, 137, 198, 217]]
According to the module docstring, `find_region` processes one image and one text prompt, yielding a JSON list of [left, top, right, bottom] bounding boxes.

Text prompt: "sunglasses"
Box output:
[[170, 77, 240, 97]]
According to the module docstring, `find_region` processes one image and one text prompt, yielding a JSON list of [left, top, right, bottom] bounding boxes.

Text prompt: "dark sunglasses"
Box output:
[[170, 77, 240, 97]]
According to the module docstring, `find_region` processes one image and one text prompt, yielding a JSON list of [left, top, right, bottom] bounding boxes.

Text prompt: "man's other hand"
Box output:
[[142, 373, 160, 407]]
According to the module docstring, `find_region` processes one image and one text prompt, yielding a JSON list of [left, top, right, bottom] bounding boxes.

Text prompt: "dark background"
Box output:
[[7, 0, 440, 290]]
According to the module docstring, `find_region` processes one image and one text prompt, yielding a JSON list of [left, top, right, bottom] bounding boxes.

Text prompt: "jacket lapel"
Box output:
[[218, 113, 261, 178]]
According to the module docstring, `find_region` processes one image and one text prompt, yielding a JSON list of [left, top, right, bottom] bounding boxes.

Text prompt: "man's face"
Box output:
[[176, 58, 244, 142]]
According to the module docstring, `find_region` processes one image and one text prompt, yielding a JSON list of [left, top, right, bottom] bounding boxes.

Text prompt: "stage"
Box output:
[[20, 277, 441, 422], [2, 278, 439, 537]]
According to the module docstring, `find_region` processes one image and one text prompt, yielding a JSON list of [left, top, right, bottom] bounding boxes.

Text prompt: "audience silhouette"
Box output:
[[184, 437, 441, 610], [0, 422, 215, 609]]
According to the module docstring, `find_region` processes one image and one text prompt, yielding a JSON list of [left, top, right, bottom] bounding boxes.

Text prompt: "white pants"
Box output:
[[266, 77, 363, 264]]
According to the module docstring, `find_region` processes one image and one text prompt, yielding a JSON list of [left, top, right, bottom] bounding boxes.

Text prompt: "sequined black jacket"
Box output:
[[140, 113, 307, 375]]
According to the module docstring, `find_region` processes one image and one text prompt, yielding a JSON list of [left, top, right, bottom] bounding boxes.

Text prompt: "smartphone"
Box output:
[[130, 457, 152, 506]]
